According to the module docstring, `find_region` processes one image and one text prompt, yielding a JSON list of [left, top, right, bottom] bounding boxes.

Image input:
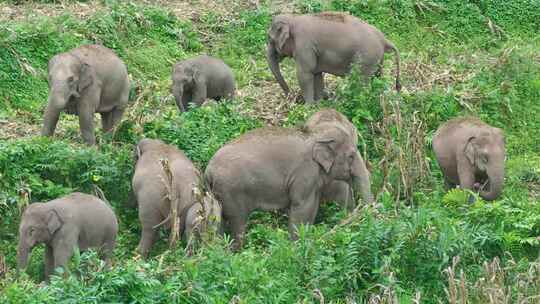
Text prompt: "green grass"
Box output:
[[0, 0, 539, 302]]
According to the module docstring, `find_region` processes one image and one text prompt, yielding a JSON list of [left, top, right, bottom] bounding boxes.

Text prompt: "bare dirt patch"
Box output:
[[0, 1, 104, 22]]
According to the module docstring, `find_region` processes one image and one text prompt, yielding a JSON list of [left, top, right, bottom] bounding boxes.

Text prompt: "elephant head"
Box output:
[[312, 126, 360, 183], [172, 64, 199, 111], [17, 204, 63, 272], [464, 130, 506, 201], [134, 138, 164, 161], [266, 14, 294, 95], [306, 110, 374, 204], [41, 54, 94, 136]]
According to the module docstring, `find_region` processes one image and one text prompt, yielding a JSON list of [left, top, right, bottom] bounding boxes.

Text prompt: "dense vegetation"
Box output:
[[0, 0, 539, 302]]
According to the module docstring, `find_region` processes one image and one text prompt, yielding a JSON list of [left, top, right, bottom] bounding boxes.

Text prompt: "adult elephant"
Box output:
[[41, 44, 130, 145], [305, 109, 374, 210], [205, 120, 367, 250], [432, 117, 506, 201], [266, 12, 401, 104]]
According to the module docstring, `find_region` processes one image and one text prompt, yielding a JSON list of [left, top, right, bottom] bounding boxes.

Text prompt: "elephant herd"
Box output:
[[17, 12, 506, 281]]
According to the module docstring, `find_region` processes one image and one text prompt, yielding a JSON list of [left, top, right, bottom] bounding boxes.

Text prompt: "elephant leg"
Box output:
[[137, 227, 157, 259], [44, 244, 54, 280], [288, 190, 320, 241], [100, 112, 114, 132], [78, 93, 99, 145], [52, 235, 77, 278], [314, 73, 326, 101], [110, 107, 126, 129], [181, 92, 192, 112], [100, 238, 116, 270], [192, 82, 208, 107], [322, 181, 354, 212], [297, 68, 315, 104], [228, 214, 247, 251]]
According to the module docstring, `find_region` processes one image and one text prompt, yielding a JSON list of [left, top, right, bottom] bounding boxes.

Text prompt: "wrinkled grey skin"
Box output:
[[172, 55, 236, 112], [41, 44, 130, 145], [17, 193, 118, 281], [205, 122, 364, 250], [432, 117, 506, 201], [266, 12, 401, 104], [132, 138, 202, 258], [305, 109, 374, 210]]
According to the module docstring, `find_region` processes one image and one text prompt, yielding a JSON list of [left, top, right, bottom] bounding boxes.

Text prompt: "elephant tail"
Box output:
[[384, 40, 401, 92]]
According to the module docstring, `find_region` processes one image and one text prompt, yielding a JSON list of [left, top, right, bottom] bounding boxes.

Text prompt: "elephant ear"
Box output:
[[77, 63, 93, 93], [464, 137, 477, 166], [47, 209, 63, 235], [277, 22, 290, 52], [313, 138, 336, 173]]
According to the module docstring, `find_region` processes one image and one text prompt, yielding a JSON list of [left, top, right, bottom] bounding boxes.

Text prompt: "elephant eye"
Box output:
[[28, 227, 35, 235], [67, 76, 75, 83]]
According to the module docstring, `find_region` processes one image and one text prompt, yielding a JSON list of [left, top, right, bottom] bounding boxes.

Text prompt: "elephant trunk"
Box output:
[[480, 164, 504, 201], [351, 152, 374, 204], [41, 90, 66, 136], [16, 243, 31, 275], [266, 43, 290, 95], [172, 85, 185, 112]]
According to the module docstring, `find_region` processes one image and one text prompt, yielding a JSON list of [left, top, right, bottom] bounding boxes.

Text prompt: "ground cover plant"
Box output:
[[0, 0, 539, 302]]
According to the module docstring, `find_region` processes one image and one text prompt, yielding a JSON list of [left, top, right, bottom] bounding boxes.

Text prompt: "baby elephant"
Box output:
[[17, 192, 118, 281], [41, 44, 130, 145], [433, 117, 506, 201], [184, 189, 222, 248], [132, 138, 217, 257], [171, 55, 236, 112]]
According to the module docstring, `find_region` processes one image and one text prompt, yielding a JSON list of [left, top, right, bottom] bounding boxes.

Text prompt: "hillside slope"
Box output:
[[1, 0, 539, 302]]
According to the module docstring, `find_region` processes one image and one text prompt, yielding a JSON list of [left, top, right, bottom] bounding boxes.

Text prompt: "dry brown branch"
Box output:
[[0, 254, 7, 279], [372, 92, 431, 205], [159, 158, 181, 247]]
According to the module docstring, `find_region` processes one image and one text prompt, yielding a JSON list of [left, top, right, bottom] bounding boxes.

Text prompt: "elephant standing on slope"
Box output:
[[432, 117, 506, 201], [132, 138, 220, 258], [17, 193, 118, 281], [205, 115, 369, 250], [41, 44, 130, 145], [171, 55, 236, 112], [266, 12, 401, 104]]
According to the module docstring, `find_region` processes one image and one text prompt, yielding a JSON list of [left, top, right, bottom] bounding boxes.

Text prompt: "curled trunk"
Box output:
[[480, 165, 504, 201], [266, 43, 290, 95]]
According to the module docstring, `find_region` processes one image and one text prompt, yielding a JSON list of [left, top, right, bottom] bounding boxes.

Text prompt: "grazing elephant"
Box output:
[[205, 121, 366, 250], [266, 12, 401, 104], [132, 138, 207, 257], [41, 44, 130, 145], [171, 55, 236, 112], [17, 192, 118, 281], [184, 190, 222, 247], [432, 117, 506, 201], [305, 109, 374, 210]]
